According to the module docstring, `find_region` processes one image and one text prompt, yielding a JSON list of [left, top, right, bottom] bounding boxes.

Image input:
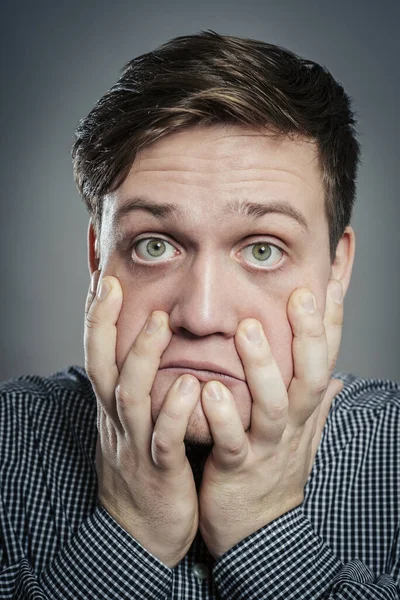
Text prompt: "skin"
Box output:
[[88, 124, 355, 446], [85, 124, 356, 565]]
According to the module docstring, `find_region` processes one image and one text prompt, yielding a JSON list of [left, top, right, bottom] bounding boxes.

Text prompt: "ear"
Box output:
[[330, 225, 356, 298], [87, 218, 100, 275]]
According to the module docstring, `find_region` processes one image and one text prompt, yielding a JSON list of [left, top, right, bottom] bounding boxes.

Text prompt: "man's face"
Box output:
[[95, 125, 335, 445]]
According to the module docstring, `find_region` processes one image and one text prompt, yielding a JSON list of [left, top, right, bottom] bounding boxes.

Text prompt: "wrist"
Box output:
[[100, 499, 196, 568], [202, 494, 305, 559]]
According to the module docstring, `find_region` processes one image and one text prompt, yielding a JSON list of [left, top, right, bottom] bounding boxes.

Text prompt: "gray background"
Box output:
[[1, 0, 399, 382]]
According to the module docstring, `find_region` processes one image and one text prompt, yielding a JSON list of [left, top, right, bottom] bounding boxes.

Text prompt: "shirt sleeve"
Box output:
[[212, 508, 400, 599], [0, 506, 173, 599]]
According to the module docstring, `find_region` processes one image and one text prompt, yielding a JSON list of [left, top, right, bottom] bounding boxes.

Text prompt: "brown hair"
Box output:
[[72, 30, 360, 263]]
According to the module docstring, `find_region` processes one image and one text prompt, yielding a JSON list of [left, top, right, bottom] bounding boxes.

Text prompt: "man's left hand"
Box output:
[[199, 279, 344, 559]]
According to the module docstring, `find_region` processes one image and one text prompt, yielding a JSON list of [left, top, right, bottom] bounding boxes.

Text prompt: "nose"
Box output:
[[168, 251, 241, 339]]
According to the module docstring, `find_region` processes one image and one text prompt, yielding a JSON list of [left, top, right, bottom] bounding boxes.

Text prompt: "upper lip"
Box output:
[[160, 359, 245, 381]]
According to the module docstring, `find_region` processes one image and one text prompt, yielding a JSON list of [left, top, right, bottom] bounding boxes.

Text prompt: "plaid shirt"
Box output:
[[0, 365, 399, 599]]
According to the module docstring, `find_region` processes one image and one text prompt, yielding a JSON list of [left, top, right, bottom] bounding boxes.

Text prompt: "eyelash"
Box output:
[[128, 235, 287, 273]]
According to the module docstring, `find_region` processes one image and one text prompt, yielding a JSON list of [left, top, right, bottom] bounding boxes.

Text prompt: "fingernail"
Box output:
[[206, 381, 223, 400], [245, 323, 263, 344], [97, 279, 110, 300], [329, 280, 343, 304], [301, 292, 316, 313], [90, 270, 100, 294], [145, 312, 161, 334], [179, 375, 196, 394]]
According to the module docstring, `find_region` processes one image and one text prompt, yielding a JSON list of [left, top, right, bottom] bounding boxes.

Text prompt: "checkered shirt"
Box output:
[[0, 366, 399, 599]]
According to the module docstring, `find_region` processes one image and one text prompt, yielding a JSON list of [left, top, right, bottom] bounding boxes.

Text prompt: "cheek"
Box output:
[[111, 267, 301, 386], [115, 308, 296, 385]]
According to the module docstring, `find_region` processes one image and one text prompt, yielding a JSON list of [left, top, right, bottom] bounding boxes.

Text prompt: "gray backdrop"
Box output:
[[1, 0, 399, 382]]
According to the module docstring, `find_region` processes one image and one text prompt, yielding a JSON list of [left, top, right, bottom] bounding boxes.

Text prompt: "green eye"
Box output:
[[251, 243, 272, 261], [145, 239, 166, 257], [242, 242, 283, 267], [133, 238, 177, 262], [132, 237, 283, 270]]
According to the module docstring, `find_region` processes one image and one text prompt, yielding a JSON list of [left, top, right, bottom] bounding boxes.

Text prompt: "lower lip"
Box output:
[[159, 367, 243, 384]]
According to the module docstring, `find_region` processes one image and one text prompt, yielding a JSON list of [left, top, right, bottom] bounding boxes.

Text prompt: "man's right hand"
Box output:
[[84, 272, 200, 568]]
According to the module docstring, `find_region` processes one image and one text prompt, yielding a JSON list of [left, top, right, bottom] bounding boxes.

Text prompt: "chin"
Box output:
[[150, 369, 251, 446], [184, 414, 214, 447]]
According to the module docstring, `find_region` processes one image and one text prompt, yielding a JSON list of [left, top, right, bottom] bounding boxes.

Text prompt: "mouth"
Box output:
[[159, 366, 244, 384]]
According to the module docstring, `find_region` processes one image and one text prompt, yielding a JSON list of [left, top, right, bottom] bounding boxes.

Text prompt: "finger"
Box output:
[[151, 375, 200, 471], [84, 274, 122, 424], [307, 280, 344, 433], [323, 279, 344, 375], [85, 270, 101, 318], [286, 288, 329, 427], [234, 319, 288, 447], [116, 310, 173, 448], [201, 382, 248, 470]]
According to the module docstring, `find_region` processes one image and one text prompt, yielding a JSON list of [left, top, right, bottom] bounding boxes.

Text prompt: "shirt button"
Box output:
[[192, 562, 209, 580]]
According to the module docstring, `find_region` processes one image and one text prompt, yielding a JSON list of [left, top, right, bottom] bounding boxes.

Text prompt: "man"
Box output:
[[0, 31, 399, 599]]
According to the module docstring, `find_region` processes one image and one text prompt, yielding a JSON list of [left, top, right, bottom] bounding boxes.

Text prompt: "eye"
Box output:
[[240, 242, 283, 268], [131, 237, 284, 270], [132, 237, 178, 262]]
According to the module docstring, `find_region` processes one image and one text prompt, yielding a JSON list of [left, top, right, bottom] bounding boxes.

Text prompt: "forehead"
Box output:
[[103, 124, 324, 230], [131, 124, 320, 179]]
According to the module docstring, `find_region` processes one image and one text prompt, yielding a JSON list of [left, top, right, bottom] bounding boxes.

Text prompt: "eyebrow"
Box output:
[[113, 196, 309, 233]]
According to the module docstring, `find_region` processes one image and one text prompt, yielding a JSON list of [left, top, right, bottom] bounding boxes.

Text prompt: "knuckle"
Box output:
[[162, 403, 181, 422], [84, 294, 94, 317], [152, 431, 172, 455], [221, 437, 246, 459], [307, 321, 326, 339], [115, 382, 137, 411], [252, 350, 274, 369], [332, 310, 344, 327], [311, 374, 329, 396], [85, 310, 102, 330], [151, 431, 175, 468], [267, 401, 288, 421], [84, 359, 99, 383], [328, 353, 340, 373], [129, 343, 147, 361]]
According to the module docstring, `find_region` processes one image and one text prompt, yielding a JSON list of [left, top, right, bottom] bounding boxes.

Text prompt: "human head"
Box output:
[[74, 32, 358, 445], [72, 30, 360, 265]]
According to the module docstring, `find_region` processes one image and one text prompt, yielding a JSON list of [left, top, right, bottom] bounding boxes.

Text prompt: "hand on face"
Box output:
[[84, 272, 201, 568], [198, 280, 344, 558], [84, 271, 344, 565]]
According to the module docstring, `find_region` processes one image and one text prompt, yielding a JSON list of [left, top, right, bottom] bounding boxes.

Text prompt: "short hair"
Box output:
[[72, 30, 360, 263]]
